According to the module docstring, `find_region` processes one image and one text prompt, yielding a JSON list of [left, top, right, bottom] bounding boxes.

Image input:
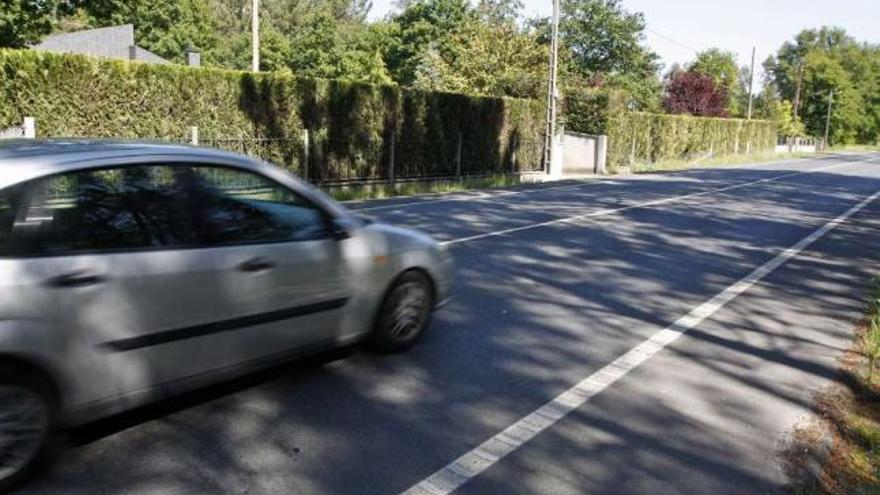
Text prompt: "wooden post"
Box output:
[[388, 133, 396, 184]]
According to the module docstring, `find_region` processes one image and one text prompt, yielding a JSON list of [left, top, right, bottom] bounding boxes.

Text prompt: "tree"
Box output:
[[82, 0, 218, 63], [384, 0, 474, 85], [0, 0, 74, 47], [663, 71, 728, 117], [199, 0, 389, 78], [764, 27, 880, 145], [413, 20, 546, 98], [557, 0, 659, 78], [689, 48, 741, 115], [476, 0, 523, 25], [532, 0, 660, 109]]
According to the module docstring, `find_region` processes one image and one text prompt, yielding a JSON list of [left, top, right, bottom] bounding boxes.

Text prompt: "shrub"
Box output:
[[0, 49, 544, 182], [606, 112, 777, 171]]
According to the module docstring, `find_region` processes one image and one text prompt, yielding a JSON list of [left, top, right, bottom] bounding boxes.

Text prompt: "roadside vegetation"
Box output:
[[629, 150, 815, 174], [1, 1, 878, 183], [786, 279, 880, 494], [326, 174, 523, 202], [830, 145, 880, 153]]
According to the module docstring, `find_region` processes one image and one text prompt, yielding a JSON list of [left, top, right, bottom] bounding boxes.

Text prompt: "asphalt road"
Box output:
[[17, 153, 880, 495]]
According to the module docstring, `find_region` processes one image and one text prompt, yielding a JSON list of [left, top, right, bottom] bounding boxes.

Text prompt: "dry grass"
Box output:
[[784, 279, 880, 494], [630, 151, 816, 173], [325, 174, 524, 202]]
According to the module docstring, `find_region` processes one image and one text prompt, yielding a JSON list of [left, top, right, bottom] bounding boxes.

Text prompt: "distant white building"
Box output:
[[32, 24, 170, 65]]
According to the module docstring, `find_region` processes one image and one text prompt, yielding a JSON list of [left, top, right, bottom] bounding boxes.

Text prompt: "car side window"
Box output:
[[19, 165, 194, 255], [184, 166, 330, 245], [0, 184, 25, 255]]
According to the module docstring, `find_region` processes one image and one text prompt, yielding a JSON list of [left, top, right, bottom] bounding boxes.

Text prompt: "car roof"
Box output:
[[0, 139, 260, 189]]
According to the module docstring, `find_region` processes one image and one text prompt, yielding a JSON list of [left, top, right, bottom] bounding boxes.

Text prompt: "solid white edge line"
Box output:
[[350, 153, 860, 213], [440, 160, 860, 247], [402, 188, 880, 495]]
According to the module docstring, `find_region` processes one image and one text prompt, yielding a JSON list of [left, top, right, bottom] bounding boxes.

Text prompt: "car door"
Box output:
[[182, 164, 354, 362], [15, 164, 257, 400]]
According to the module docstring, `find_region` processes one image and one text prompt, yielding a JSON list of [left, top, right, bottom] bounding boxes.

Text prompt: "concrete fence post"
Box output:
[[455, 132, 462, 178], [302, 129, 310, 180], [388, 133, 396, 185], [596, 135, 608, 174], [511, 135, 518, 173], [629, 136, 636, 165], [23, 117, 35, 138], [189, 126, 199, 146]]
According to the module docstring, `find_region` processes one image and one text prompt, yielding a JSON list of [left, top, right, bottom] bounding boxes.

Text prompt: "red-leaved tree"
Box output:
[[663, 71, 729, 117]]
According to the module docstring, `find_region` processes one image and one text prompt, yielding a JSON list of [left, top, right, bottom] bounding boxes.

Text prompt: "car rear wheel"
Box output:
[[371, 271, 434, 353], [0, 371, 54, 493]]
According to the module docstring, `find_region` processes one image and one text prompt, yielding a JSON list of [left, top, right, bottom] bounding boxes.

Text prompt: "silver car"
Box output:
[[0, 140, 453, 489]]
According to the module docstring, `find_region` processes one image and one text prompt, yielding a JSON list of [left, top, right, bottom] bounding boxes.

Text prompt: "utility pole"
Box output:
[[792, 61, 804, 119], [543, 0, 560, 173], [823, 89, 834, 151], [747, 46, 756, 120], [252, 0, 260, 72]]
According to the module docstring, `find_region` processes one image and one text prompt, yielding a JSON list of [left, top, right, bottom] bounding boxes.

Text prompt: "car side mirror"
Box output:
[[328, 217, 351, 241]]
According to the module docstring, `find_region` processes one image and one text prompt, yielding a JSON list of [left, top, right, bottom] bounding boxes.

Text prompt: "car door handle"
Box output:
[[46, 270, 106, 288], [238, 258, 275, 272]]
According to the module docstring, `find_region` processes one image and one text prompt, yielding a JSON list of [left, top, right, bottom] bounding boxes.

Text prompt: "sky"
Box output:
[[369, 0, 880, 78]]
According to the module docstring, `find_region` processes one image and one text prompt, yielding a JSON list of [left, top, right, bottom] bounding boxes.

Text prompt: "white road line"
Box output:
[[403, 188, 880, 495], [352, 181, 600, 212], [440, 161, 859, 246], [350, 154, 847, 213]]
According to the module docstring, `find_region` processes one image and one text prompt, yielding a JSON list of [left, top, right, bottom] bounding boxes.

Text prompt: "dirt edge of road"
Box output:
[[782, 278, 880, 494]]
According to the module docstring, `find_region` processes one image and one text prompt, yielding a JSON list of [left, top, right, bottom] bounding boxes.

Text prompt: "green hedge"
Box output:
[[563, 88, 777, 172], [0, 49, 545, 182], [606, 112, 777, 171], [561, 87, 627, 136]]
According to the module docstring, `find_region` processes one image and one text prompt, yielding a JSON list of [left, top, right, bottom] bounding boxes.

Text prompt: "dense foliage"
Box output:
[[663, 72, 729, 117], [606, 113, 776, 171], [688, 49, 742, 116], [764, 27, 880, 144], [0, 49, 544, 181], [0, 0, 667, 104], [4, 1, 879, 147]]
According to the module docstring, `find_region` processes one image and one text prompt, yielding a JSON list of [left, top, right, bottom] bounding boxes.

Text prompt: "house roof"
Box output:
[[32, 24, 169, 64]]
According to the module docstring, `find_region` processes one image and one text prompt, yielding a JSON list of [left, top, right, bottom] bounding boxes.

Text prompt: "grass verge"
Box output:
[[784, 278, 880, 494], [628, 150, 816, 173], [324, 174, 525, 202], [829, 145, 880, 153]]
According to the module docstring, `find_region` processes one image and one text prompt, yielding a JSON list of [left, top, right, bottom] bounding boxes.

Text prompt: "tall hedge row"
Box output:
[[606, 112, 777, 170], [561, 87, 627, 136], [0, 49, 545, 182], [563, 88, 778, 172]]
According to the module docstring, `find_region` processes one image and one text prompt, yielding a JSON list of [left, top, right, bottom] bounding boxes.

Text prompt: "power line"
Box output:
[[646, 27, 698, 54]]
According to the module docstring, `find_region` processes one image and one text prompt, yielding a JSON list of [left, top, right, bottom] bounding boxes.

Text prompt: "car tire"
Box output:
[[0, 365, 56, 493], [370, 270, 434, 353]]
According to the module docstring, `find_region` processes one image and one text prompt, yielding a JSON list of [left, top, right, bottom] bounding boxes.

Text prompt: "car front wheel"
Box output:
[[371, 270, 434, 353]]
